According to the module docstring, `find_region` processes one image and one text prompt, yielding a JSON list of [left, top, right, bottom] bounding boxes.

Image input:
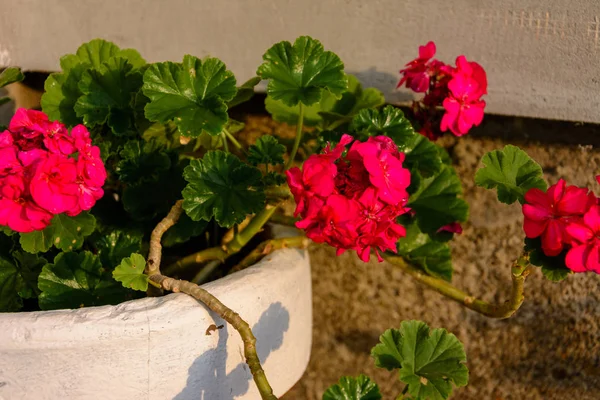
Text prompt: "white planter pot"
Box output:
[[0, 247, 312, 400]]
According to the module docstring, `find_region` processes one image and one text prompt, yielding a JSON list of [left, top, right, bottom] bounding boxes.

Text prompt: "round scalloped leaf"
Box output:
[[142, 55, 237, 137], [475, 145, 547, 205], [112, 253, 149, 292], [257, 36, 347, 107], [19, 212, 96, 254], [182, 151, 265, 228], [0, 67, 24, 88]]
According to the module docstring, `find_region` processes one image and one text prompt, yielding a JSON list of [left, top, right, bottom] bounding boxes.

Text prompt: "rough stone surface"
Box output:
[[2, 0, 600, 122], [0, 247, 312, 400], [283, 135, 600, 399]]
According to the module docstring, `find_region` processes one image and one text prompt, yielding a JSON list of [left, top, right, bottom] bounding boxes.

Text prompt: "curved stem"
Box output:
[[150, 274, 277, 400], [221, 131, 229, 152], [227, 205, 277, 254], [285, 102, 304, 169], [383, 253, 533, 319]]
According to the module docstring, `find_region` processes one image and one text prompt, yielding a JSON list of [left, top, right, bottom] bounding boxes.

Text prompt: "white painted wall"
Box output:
[[1, 0, 599, 123]]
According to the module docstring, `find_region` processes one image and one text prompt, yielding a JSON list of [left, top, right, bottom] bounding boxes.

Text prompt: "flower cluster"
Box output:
[[398, 41, 487, 140], [522, 179, 600, 273], [0, 109, 106, 232], [287, 134, 411, 262]]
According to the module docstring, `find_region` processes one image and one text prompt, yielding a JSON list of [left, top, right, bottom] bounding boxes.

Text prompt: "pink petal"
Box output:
[[566, 222, 594, 243], [541, 220, 564, 256], [583, 205, 600, 233], [565, 244, 590, 273]]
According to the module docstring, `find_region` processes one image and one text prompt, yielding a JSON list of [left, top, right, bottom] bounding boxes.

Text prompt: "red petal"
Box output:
[[565, 244, 590, 273]]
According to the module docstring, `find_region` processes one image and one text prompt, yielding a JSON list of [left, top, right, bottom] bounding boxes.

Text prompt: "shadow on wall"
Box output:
[[350, 67, 414, 104], [174, 302, 290, 400]]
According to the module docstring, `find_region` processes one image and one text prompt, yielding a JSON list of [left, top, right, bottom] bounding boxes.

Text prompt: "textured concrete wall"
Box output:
[[1, 0, 599, 123]]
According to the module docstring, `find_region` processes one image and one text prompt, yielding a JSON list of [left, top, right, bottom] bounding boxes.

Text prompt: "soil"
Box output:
[[239, 114, 600, 400]]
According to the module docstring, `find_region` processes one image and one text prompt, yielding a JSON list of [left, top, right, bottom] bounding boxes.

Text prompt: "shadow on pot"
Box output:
[[174, 302, 290, 400]]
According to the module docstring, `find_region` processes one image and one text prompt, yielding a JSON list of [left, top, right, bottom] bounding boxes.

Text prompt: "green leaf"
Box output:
[[475, 145, 547, 205], [257, 36, 347, 107], [0, 67, 24, 88], [75, 57, 142, 135], [0, 256, 21, 312], [248, 135, 286, 166], [112, 253, 149, 292], [408, 167, 468, 235], [92, 230, 144, 269], [0, 226, 15, 236], [11, 252, 47, 299], [182, 151, 265, 228], [371, 328, 403, 370], [141, 122, 181, 150], [266, 74, 384, 129], [38, 251, 133, 310], [116, 140, 172, 184], [351, 106, 442, 176], [228, 76, 261, 108], [397, 222, 454, 281], [143, 55, 237, 137], [41, 39, 145, 127], [524, 238, 571, 282], [19, 213, 96, 254], [378, 321, 468, 400], [162, 213, 208, 247], [322, 375, 382, 400]]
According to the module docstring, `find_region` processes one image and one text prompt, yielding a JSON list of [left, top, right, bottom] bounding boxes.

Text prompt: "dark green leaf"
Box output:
[[41, 39, 145, 127], [397, 222, 454, 281], [248, 135, 286, 166], [162, 213, 208, 247], [475, 145, 547, 205], [92, 230, 144, 269], [116, 140, 172, 184], [408, 167, 468, 235], [322, 375, 382, 400], [38, 251, 134, 310], [74, 57, 142, 135], [19, 213, 96, 254], [143, 55, 237, 137], [228, 76, 261, 108], [371, 328, 403, 370], [11, 252, 47, 299], [0, 67, 24, 88], [112, 253, 148, 291], [141, 122, 181, 150], [0, 256, 22, 311], [263, 171, 287, 186], [257, 36, 347, 107], [182, 151, 265, 228], [0, 226, 15, 236], [524, 238, 571, 282]]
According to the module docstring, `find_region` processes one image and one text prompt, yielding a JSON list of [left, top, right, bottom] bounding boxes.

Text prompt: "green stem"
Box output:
[[264, 185, 292, 202], [221, 131, 229, 152], [150, 274, 277, 400], [285, 102, 304, 169], [192, 259, 222, 284], [230, 236, 310, 273], [163, 246, 227, 276], [269, 213, 299, 227], [227, 205, 277, 254], [223, 128, 243, 150], [383, 253, 533, 319]]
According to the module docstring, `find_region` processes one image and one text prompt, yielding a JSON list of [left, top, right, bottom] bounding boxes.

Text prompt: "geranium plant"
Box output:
[[0, 36, 596, 400]]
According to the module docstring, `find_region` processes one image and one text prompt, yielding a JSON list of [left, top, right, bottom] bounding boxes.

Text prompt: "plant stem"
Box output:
[[383, 253, 533, 319], [227, 205, 277, 254], [265, 185, 292, 202], [145, 200, 184, 296], [150, 274, 277, 400], [222, 131, 229, 152], [269, 213, 299, 227], [163, 246, 227, 276], [230, 236, 310, 273], [285, 103, 305, 169], [223, 128, 243, 150], [192, 259, 223, 284]]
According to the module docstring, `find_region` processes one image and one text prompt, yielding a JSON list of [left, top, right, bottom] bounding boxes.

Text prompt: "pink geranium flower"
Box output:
[[398, 41, 438, 93], [565, 205, 600, 273], [522, 179, 594, 256], [30, 154, 80, 214]]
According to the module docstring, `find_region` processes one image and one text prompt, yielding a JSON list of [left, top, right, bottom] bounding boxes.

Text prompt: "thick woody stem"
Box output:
[[383, 253, 533, 319], [230, 236, 310, 273], [149, 274, 277, 400]]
